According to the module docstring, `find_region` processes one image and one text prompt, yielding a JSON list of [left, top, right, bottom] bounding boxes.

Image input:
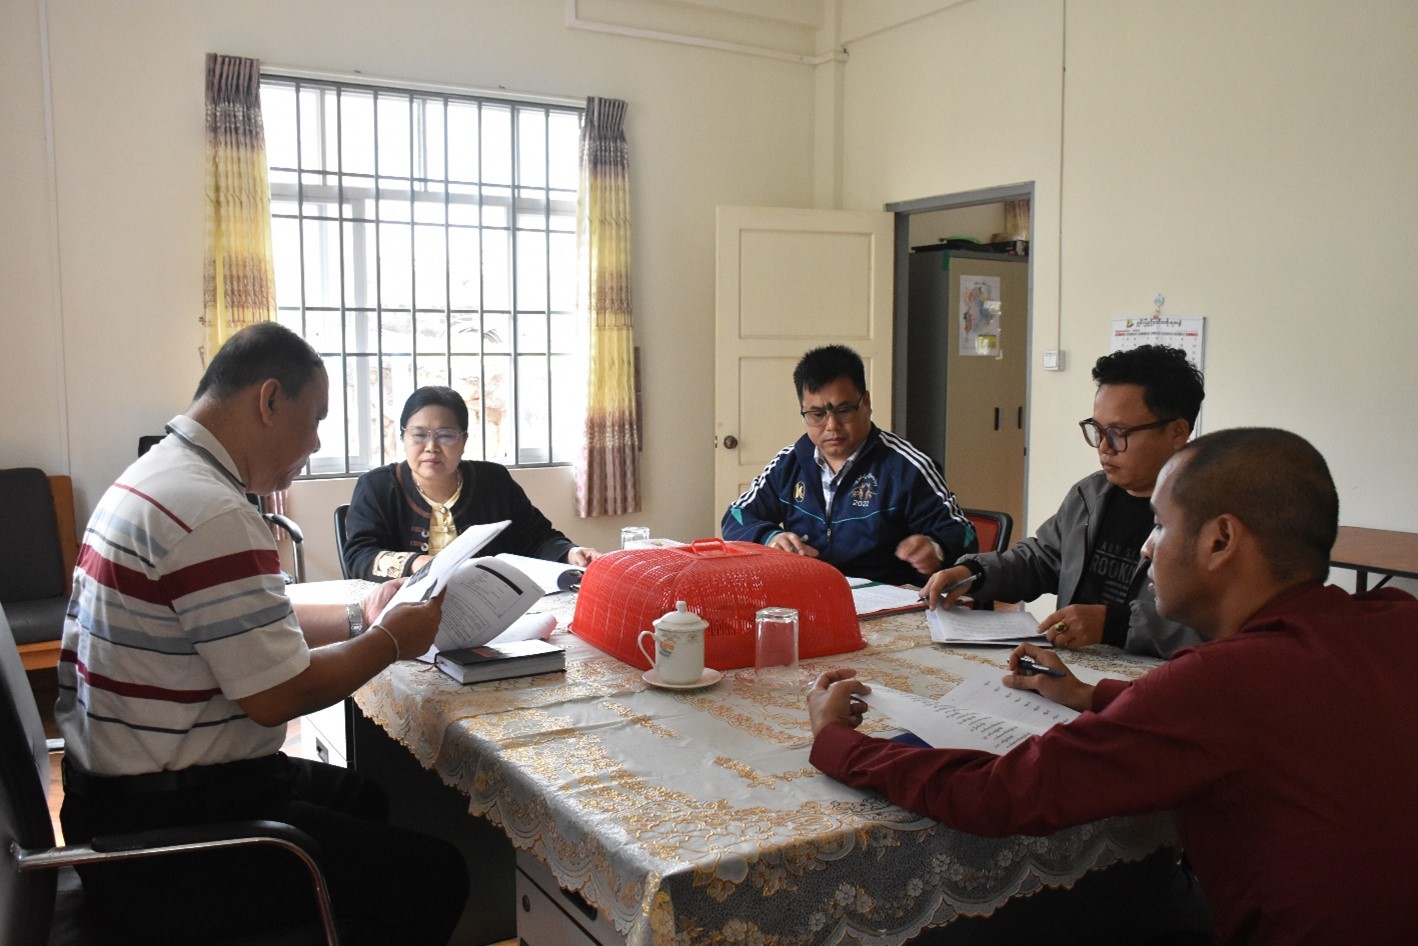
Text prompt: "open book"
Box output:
[[927, 606, 1044, 645], [492, 553, 584, 595], [861, 667, 1079, 754], [376, 520, 542, 652]]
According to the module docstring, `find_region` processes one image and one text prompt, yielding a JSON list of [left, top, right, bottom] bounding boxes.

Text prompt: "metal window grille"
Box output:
[[261, 75, 584, 477]]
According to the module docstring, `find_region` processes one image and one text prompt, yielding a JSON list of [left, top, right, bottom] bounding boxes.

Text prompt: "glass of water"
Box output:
[[620, 526, 651, 549]]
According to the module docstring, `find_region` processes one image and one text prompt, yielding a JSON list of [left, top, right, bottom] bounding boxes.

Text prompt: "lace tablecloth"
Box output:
[[355, 596, 1177, 946]]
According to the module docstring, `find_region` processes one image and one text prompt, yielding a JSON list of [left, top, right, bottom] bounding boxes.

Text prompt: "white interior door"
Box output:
[[714, 206, 894, 523]]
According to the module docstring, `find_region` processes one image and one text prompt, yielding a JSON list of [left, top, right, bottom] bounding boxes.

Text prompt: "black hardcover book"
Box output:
[[434, 639, 566, 684]]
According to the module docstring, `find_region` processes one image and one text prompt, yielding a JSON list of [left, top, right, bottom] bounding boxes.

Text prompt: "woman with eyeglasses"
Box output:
[[343, 386, 600, 580]]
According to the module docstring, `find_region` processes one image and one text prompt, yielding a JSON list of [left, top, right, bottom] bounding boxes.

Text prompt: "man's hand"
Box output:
[[807, 668, 872, 737], [768, 532, 820, 558], [895, 534, 943, 576], [1038, 603, 1107, 650], [567, 546, 600, 566], [376, 589, 446, 661], [922, 564, 975, 609], [1003, 643, 1094, 712], [359, 577, 403, 628]]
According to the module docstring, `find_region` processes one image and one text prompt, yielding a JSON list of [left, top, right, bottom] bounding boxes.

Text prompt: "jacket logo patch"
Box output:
[[794, 481, 806, 502], [850, 474, 878, 507]]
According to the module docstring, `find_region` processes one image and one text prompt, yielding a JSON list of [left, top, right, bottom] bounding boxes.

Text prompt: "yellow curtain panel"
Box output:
[[576, 98, 641, 517], [201, 53, 276, 366]]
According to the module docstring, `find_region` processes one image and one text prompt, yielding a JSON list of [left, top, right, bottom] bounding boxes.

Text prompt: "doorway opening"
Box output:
[[888, 183, 1034, 542]]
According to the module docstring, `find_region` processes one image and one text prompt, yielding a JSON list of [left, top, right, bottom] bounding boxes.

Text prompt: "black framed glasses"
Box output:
[[801, 395, 866, 428], [403, 427, 466, 447], [1078, 417, 1176, 452]]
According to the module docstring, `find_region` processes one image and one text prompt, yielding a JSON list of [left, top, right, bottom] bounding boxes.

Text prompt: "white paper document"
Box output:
[[417, 611, 557, 663], [847, 580, 925, 617], [386, 519, 512, 604], [493, 553, 583, 595], [861, 668, 1079, 754], [927, 606, 1043, 645]]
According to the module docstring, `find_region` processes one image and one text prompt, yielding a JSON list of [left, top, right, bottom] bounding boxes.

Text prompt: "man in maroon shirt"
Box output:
[[810, 428, 1418, 944]]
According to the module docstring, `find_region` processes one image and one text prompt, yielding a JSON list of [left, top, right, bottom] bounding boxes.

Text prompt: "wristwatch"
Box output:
[[346, 600, 365, 639]]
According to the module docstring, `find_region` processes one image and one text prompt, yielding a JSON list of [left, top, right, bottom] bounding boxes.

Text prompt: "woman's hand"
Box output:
[[567, 546, 601, 566]]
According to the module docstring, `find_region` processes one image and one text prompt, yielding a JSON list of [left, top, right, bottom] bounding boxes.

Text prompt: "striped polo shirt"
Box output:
[[55, 415, 311, 776]]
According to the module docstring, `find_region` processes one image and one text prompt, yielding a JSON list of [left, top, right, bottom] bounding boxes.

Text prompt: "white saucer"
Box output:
[[642, 667, 723, 690]]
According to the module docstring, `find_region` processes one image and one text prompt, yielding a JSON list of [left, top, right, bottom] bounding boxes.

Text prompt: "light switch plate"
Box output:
[[1043, 350, 1064, 371]]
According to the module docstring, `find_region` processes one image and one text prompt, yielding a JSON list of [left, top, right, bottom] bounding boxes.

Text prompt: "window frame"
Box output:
[[261, 72, 585, 479]]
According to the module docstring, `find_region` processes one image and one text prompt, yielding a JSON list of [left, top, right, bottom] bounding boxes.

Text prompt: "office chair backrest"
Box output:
[[0, 609, 60, 946], [333, 505, 352, 580], [962, 508, 1014, 555]]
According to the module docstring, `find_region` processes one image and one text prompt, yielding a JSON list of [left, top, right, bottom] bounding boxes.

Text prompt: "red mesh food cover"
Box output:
[[571, 538, 864, 670]]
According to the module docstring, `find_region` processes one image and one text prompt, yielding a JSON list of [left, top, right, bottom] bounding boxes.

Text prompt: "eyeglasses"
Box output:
[[801, 395, 866, 428], [403, 427, 465, 447], [1078, 417, 1176, 452]]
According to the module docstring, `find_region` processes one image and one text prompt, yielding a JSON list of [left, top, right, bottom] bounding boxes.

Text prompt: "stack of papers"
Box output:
[[847, 578, 926, 618], [926, 606, 1043, 645], [862, 668, 1079, 753]]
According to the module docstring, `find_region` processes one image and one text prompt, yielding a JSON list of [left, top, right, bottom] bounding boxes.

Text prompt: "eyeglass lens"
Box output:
[[406, 427, 462, 445], [802, 398, 863, 427]]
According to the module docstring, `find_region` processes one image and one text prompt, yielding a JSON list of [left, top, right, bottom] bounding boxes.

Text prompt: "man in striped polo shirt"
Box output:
[[56, 322, 467, 944]]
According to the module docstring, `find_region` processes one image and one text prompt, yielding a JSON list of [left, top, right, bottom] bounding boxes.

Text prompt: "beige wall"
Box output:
[[6, 0, 1416, 585], [2, 0, 815, 577], [836, 0, 1418, 550]]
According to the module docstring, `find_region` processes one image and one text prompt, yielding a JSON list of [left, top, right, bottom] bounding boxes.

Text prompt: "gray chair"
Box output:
[[0, 469, 78, 673], [960, 508, 1014, 611], [962, 507, 1013, 555], [333, 504, 352, 580], [0, 610, 342, 946]]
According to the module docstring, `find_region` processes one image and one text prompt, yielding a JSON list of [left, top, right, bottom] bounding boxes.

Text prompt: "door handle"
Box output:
[[993, 408, 1000, 431], [1017, 406, 1023, 429], [723, 435, 738, 449]]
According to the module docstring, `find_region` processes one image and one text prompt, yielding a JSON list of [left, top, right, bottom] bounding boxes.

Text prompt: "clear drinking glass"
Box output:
[[620, 526, 651, 549], [754, 607, 801, 687]]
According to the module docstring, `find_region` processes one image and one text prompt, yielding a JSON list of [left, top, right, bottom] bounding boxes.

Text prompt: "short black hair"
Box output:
[[1092, 345, 1205, 430], [793, 345, 867, 401], [1168, 428, 1338, 584], [399, 386, 470, 432], [194, 322, 324, 401]]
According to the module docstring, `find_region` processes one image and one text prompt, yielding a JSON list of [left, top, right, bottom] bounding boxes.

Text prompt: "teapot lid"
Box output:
[[656, 600, 706, 630]]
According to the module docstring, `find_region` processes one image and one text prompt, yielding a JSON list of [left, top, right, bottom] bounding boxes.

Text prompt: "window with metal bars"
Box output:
[[261, 75, 585, 477]]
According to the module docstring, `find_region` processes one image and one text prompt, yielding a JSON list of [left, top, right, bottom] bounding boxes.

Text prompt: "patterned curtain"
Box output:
[[200, 53, 276, 367], [575, 98, 641, 517], [200, 55, 291, 527]]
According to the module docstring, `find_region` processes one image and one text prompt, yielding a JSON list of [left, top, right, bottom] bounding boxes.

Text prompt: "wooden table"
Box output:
[[1330, 526, 1418, 592], [352, 595, 1179, 945]]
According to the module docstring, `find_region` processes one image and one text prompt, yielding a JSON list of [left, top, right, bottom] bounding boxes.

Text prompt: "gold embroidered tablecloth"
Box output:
[[355, 596, 1177, 946]]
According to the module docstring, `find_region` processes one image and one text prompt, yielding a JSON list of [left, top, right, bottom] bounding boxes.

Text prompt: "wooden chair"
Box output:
[[0, 471, 78, 673]]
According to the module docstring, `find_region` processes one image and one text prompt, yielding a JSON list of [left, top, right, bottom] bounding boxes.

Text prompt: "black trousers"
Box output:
[[60, 754, 469, 946]]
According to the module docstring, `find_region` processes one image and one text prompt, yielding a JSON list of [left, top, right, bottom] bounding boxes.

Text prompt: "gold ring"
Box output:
[[1052, 622, 1068, 635]]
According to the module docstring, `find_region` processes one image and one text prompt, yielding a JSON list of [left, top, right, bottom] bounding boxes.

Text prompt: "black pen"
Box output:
[[1015, 655, 1066, 678], [917, 572, 975, 604]]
